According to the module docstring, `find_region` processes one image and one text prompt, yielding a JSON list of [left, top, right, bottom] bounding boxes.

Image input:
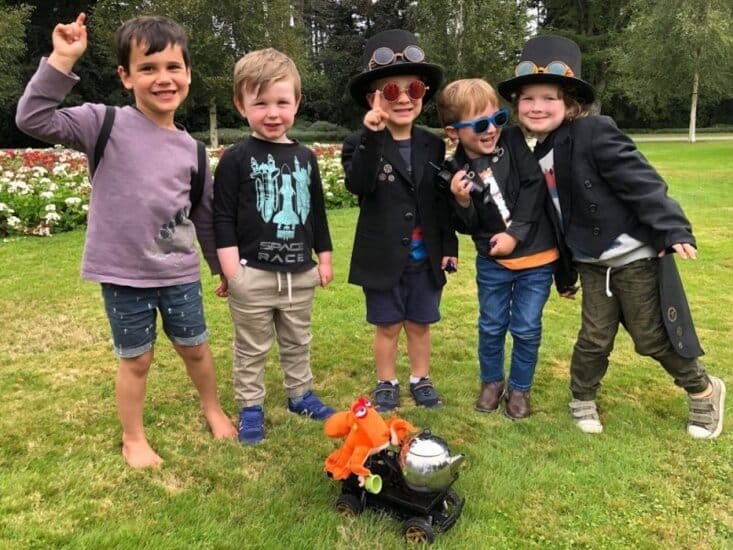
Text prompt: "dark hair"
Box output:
[[115, 16, 190, 72]]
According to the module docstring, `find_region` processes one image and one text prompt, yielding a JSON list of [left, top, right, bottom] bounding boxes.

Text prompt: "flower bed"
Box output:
[[0, 143, 354, 237]]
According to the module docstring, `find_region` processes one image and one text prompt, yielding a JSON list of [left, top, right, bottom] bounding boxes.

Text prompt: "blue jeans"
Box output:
[[476, 256, 553, 392], [101, 281, 208, 358]]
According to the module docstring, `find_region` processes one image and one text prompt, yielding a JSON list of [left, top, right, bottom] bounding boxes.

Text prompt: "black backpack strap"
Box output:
[[91, 106, 116, 178], [189, 140, 207, 214]]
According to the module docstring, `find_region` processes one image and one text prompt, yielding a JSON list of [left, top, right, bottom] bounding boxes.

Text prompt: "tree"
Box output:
[[614, 0, 733, 141], [533, 0, 631, 113], [412, 0, 531, 122], [0, 2, 33, 109]]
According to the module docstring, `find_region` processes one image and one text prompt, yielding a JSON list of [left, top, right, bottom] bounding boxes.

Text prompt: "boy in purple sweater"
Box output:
[[16, 13, 236, 468]]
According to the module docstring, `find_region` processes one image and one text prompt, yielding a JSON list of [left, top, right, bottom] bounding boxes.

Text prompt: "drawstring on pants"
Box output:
[[604, 266, 613, 297], [276, 271, 294, 305]]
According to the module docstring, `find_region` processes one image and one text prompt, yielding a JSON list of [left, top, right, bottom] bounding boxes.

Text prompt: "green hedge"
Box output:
[[192, 121, 353, 145]]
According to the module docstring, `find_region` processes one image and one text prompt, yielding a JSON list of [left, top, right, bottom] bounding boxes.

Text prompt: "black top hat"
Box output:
[[349, 29, 444, 110], [498, 35, 595, 104]]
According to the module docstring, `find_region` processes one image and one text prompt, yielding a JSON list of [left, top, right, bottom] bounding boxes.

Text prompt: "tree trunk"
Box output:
[[209, 97, 219, 149], [688, 69, 698, 143]]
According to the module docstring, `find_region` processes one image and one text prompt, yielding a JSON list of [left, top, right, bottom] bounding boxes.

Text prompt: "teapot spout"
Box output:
[[448, 454, 465, 475]]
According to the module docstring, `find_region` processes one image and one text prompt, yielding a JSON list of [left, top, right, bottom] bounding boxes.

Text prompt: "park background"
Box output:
[[0, 0, 731, 548], [0, 0, 732, 148]]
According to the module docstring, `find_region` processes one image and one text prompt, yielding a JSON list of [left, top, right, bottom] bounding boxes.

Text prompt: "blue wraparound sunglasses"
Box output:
[[451, 107, 510, 134]]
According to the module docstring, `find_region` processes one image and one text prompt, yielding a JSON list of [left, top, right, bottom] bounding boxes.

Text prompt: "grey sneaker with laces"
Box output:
[[569, 399, 603, 434], [687, 376, 726, 439]]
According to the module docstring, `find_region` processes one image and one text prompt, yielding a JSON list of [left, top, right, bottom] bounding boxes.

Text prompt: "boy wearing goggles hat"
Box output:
[[436, 78, 577, 419], [342, 29, 458, 411], [499, 35, 725, 438]]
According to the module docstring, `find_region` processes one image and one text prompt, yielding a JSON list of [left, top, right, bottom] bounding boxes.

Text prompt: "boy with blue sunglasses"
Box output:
[[437, 78, 576, 419]]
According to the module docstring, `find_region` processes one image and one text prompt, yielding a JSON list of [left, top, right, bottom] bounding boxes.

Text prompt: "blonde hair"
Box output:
[[437, 79, 500, 127], [232, 48, 301, 101]]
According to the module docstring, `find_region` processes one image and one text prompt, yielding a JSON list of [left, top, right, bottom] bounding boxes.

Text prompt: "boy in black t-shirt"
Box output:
[[214, 48, 334, 444]]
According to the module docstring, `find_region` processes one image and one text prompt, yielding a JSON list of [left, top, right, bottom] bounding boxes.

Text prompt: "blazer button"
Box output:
[[584, 179, 592, 189], [589, 203, 598, 213], [592, 227, 601, 236], [404, 212, 414, 221], [401, 237, 410, 246]]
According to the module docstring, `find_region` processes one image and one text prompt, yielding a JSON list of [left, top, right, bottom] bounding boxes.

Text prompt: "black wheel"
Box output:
[[402, 517, 435, 544], [334, 493, 363, 517]]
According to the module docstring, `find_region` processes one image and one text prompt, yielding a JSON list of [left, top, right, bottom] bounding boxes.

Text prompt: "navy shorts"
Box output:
[[364, 266, 442, 325], [101, 281, 208, 358]]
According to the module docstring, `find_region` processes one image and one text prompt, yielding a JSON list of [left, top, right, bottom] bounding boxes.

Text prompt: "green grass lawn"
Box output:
[[0, 141, 731, 548]]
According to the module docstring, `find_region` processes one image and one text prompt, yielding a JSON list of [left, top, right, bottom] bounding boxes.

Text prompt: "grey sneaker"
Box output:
[[687, 376, 726, 439], [569, 399, 603, 434]]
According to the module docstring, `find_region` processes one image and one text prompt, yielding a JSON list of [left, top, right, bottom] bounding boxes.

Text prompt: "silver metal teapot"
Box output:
[[399, 429, 465, 493]]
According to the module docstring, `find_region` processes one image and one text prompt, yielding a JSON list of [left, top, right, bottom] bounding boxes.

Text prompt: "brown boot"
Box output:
[[505, 389, 530, 420], [475, 381, 505, 413]]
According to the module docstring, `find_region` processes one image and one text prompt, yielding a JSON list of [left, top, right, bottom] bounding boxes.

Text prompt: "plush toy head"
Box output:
[[323, 397, 416, 484]]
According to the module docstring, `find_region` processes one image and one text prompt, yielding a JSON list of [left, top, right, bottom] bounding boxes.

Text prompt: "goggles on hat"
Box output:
[[514, 60, 575, 77], [451, 108, 510, 134], [376, 79, 427, 102], [368, 45, 426, 70]]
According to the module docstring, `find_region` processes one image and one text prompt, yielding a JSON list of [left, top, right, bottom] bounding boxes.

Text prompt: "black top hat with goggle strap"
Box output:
[[498, 35, 595, 104], [349, 29, 444, 110]]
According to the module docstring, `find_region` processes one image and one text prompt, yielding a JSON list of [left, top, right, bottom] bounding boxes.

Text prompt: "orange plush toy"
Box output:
[[324, 397, 415, 489]]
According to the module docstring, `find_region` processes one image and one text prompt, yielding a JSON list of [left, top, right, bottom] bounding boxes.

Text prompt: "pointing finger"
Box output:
[[372, 89, 382, 110]]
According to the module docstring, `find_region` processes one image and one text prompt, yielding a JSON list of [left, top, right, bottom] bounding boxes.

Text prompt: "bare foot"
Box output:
[[121, 437, 163, 468], [204, 407, 237, 439]]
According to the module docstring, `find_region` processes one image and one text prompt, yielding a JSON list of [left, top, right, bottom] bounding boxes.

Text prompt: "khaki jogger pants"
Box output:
[[226, 264, 321, 408]]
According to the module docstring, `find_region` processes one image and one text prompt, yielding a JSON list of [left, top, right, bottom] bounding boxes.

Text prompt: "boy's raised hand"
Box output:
[[363, 90, 389, 132], [48, 13, 87, 74]]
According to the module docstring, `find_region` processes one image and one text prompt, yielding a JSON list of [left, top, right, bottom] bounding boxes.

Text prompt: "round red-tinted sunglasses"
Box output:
[[376, 80, 427, 102]]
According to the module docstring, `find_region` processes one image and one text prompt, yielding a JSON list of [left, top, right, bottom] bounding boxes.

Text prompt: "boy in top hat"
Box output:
[[342, 29, 458, 411], [498, 35, 725, 438]]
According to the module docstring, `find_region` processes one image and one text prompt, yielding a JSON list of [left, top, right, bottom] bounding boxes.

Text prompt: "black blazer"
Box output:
[[342, 127, 458, 290], [451, 126, 576, 293], [551, 115, 695, 256]]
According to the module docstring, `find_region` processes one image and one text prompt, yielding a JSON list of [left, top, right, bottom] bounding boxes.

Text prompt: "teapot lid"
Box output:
[[406, 429, 450, 457]]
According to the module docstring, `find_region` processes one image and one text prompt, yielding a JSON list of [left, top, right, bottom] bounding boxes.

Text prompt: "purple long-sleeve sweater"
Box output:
[[16, 58, 220, 287]]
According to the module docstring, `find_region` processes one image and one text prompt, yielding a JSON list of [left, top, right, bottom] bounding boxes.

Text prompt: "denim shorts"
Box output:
[[364, 265, 442, 325], [101, 281, 208, 358]]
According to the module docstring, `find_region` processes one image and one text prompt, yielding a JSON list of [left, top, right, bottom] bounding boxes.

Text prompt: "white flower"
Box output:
[[52, 163, 70, 176], [45, 203, 56, 211], [8, 181, 30, 194], [65, 197, 82, 206], [44, 211, 61, 223], [32, 166, 48, 176], [40, 191, 54, 199], [82, 205, 89, 212], [0, 202, 7, 212], [7, 215, 21, 228]]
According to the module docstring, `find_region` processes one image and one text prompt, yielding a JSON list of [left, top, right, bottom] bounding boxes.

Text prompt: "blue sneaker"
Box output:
[[410, 377, 443, 408], [374, 381, 400, 412], [238, 405, 265, 444], [287, 390, 335, 420]]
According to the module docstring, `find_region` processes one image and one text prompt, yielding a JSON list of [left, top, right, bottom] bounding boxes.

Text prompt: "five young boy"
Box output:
[[15, 14, 725, 467]]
